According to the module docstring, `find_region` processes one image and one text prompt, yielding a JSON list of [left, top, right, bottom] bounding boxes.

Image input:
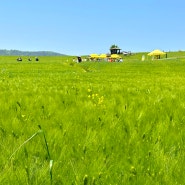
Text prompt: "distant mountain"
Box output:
[[0, 49, 66, 56]]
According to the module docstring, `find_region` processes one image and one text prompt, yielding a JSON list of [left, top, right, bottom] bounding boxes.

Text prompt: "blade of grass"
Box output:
[[9, 130, 42, 159]]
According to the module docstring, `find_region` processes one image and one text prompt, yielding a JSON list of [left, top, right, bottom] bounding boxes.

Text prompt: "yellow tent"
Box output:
[[99, 54, 107, 58], [148, 49, 166, 56], [110, 54, 121, 59], [90, 53, 99, 58]]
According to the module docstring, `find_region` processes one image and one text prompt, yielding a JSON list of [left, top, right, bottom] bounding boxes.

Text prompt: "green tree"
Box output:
[[110, 44, 119, 49]]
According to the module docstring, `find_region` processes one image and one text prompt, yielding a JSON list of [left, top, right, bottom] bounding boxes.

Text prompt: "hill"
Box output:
[[0, 49, 66, 56]]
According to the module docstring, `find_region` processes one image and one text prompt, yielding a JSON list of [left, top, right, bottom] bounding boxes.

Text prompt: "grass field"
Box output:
[[0, 53, 185, 184]]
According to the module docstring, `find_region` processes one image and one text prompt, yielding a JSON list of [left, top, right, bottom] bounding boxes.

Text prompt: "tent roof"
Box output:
[[148, 49, 166, 56], [110, 54, 121, 58], [99, 54, 107, 58], [90, 54, 99, 58], [110, 48, 121, 50]]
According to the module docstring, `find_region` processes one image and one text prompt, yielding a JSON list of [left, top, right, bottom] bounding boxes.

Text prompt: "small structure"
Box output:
[[148, 49, 166, 59], [110, 47, 122, 54]]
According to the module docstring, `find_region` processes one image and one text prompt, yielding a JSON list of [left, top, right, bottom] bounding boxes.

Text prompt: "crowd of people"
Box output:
[[72, 56, 123, 63]]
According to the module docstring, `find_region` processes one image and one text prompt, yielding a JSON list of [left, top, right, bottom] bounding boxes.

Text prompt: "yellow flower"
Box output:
[[98, 96, 104, 104]]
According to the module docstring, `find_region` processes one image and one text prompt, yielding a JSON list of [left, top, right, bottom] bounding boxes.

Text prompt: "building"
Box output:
[[110, 47, 122, 54]]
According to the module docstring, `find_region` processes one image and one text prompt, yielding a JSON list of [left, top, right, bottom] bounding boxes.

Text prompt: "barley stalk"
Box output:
[[9, 130, 42, 159]]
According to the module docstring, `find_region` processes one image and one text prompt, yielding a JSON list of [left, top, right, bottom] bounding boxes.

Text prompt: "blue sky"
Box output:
[[0, 0, 185, 55]]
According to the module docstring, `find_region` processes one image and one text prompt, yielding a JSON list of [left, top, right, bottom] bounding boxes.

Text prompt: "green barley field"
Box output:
[[0, 52, 185, 184]]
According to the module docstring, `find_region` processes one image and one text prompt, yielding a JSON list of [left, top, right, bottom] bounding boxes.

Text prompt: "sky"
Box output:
[[0, 0, 185, 55]]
